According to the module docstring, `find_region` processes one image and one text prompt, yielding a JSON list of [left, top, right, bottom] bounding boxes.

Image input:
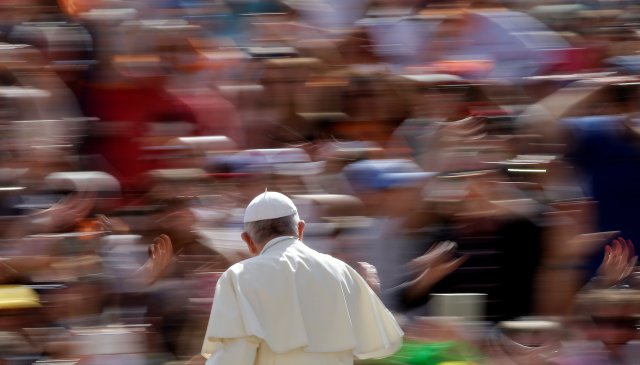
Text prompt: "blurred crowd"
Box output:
[[2, 0, 640, 364]]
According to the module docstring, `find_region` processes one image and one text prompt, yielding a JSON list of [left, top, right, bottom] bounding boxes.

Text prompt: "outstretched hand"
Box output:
[[30, 191, 95, 233], [595, 237, 637, 288], [405, 241, 468, 301], [355, 262, 381, 295], [97, 214, 130, 233], [408, 241, 458, 273], [137, 234, 174, 286]]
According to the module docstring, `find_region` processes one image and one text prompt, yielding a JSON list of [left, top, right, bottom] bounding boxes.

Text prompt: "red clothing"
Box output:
[[168, 87, 245, 147], [82, 83, 197, 192]]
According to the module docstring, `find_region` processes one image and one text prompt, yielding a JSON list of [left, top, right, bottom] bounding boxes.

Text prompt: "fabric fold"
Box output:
[[202, 238, 403, 359]]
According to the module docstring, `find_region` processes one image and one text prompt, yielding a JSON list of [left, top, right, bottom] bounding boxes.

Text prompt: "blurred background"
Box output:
[[1, 0, 640, 364]]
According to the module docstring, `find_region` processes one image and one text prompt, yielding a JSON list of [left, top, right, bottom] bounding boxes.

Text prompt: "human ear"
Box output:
[[241, 232, 258, 255], [297, 220, 305, 240]]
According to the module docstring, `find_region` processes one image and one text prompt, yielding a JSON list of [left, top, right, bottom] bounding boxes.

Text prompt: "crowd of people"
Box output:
[[1, 0, 640, 364]]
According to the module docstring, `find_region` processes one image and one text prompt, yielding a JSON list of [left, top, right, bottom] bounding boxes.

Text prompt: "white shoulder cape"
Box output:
[[202, 238, 403, 359]]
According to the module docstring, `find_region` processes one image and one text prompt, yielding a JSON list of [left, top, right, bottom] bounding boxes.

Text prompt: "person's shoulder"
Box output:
[[225, 254, 271, 273], [298, 242, 346, 263], [224, 242, 353, 277], [300, 245, 359, 276], [223, 250, 291, 282]]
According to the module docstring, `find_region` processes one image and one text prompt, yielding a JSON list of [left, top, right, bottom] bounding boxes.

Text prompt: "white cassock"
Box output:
[[202, 236, 404, 365]]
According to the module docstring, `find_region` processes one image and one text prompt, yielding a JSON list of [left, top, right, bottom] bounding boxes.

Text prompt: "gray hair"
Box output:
[[244, 213, 300, 246]]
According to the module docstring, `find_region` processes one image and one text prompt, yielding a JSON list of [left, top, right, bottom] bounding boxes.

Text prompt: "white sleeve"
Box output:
[[205, 336, 260, 365]]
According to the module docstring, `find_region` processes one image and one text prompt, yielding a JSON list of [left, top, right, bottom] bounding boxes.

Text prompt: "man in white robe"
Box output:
[[199, 191, 403, 365]]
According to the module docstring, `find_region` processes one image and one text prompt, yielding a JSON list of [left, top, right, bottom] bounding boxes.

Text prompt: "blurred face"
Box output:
[[414, 85, 467, 119], [381, 186, 423, 217]]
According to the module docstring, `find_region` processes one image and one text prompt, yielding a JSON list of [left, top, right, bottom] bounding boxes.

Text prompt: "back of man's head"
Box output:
[[244, 213, 300, 246], [243, 191, 301, 246]]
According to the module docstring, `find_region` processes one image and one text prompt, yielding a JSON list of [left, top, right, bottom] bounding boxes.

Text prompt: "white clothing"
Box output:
[[202, 236, 403, 365], [205, 337, 354, 365]]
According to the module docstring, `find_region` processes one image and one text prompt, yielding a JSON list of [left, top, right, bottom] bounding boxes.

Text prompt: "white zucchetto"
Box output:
[[243, 191, 298, 223]]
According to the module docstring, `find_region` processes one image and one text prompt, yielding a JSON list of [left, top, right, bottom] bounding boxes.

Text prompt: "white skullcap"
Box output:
[[243, 191, 298, 223]]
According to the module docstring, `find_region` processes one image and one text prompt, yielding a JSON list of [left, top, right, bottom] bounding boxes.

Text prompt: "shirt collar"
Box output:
[[259, 236, 297, 255]]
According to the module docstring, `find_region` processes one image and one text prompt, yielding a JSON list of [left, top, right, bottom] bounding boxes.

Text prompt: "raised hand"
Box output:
[[355, 261, 381, 295], [543, 201, 612, 262], [149, 234, 174, 282], [595, 237, 637, 288], [405, 241, 468, 301], [136, 234, 174, 286], [408, 240, 457, 273], [97, 214, 130, 233], [29, 191, 95, 233]]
